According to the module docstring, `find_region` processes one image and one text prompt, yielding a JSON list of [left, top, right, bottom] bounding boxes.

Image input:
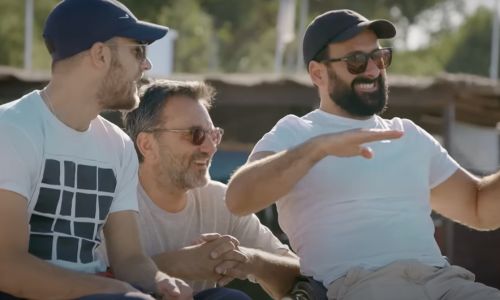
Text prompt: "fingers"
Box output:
[[208, 235, 240, 259], [123, 292, 155, 300], [191, 233, 221, 245], [359, 146, 373, 159], [215, 260, 248, 281], [215, 260, 240, 276], [348, 129, 403, 144], [157, 279, 180, 297], [216, 248, 248, 263], [157, 278, 193, 300], [217, 275, 235, 287]]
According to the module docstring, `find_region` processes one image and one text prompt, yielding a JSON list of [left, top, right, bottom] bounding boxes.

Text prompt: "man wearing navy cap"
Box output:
[[226, 9, 500, 300], [0, 0, 192, 299]]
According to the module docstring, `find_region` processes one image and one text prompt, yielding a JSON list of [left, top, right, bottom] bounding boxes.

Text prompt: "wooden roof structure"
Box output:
[[1, 66, 500, 287], [1, 66, 500, 147]]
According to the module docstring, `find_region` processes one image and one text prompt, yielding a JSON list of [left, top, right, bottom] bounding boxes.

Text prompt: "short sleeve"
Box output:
[[229, 212, 289, 255], [0, 122, 39, 200], [252, 114, 306, 155], [108, 138, 139, 213], [404, 119, 459, 188]]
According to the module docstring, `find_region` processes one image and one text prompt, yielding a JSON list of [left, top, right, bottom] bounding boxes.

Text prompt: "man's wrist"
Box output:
[[240, 247, 261, 281]]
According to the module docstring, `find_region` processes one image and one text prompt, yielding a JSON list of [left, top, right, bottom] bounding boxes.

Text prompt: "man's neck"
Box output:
[[138, 166, 188, 213], [44, 80, 101, 131]]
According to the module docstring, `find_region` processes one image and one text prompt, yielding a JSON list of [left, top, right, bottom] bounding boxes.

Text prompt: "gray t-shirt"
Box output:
[[137, 180, 290, 293]]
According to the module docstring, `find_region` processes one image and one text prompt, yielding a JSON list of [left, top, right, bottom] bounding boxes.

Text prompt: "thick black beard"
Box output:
[[328, 70, 389, 117]]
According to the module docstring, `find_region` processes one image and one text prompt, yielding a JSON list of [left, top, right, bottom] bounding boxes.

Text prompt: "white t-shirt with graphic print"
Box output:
[[251, 109, 460, 287], [136, 180, 290, 293], [0, 90, 138, 273]]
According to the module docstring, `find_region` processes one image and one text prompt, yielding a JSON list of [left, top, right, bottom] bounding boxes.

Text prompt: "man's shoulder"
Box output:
[[93, 115, 133, 145], [0, 91, 44, 137], [377, 116, 419, 131]]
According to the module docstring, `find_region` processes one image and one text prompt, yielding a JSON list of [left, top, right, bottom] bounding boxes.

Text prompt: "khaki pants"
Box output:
[[327, 260, 500, 300]]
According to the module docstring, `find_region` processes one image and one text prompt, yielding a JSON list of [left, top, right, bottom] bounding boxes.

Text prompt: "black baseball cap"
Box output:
[[303, 9, 396, 67], [43, 0, 169, 61]]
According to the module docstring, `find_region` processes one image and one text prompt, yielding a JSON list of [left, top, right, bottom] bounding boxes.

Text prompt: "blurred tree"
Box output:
[[0, 0, 494, 76], [123, 0, 215, 73], [391, 6, 495, 77], [444, 7, 494, 76], [0, 0, 26, 67], [200, 0, 279, 72]]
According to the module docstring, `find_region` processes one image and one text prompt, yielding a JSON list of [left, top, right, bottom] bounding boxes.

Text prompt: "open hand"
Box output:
[[314, 128, 403, 159]]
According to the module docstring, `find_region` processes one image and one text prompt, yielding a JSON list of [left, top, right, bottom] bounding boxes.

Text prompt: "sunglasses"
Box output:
[[146, 127, 224, 146], [322, 47, 392, 75], [106, 42, 148, 62]]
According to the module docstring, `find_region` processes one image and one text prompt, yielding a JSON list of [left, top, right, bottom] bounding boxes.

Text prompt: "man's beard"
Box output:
[[163, 150, 211, 190], [96, 54, 139, 111], [328, 67, 388, 117]]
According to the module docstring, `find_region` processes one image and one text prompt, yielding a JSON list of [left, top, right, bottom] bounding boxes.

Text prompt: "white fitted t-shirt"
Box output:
[[136, 180, 290, 293], [0, 90, 139, 273], [252, 109, 459, 286]]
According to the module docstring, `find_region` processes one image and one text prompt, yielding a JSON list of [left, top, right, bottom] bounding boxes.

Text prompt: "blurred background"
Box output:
[[1, 0, 500, 76], [1, 0, 500, 298]]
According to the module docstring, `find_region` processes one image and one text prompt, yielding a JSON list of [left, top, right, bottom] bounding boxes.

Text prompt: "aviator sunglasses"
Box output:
[[322, 47, 392, 75], [146, 127, 224, 146]]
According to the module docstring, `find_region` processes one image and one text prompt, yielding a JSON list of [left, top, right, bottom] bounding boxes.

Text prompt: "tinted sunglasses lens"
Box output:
[[346, 53, 369, 74], [373, 49, 392, 69], [191, 128, 206, 145]]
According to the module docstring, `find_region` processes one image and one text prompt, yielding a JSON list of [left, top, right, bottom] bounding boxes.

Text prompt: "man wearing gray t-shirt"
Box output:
[[123, 79, 301, 299]]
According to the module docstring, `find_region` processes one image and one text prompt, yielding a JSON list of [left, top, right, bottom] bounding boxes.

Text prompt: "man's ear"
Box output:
[[88, 42, 110, 69], [308, 60, 328, 88], [136, 132, 156, 161]]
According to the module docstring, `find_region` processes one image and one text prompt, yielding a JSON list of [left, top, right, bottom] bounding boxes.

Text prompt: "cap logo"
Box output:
[[119, 14, 130, 19]]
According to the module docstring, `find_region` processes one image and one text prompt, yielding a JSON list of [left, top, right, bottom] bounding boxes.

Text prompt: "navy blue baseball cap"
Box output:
[[303, 9, 396, 67], [43, 0, 169, 61]]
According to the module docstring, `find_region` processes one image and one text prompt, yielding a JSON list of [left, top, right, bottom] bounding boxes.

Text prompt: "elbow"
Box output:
[[225, 186, 249, 216]]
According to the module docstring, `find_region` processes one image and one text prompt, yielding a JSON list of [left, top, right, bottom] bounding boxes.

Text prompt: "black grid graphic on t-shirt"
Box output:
[[29, 159, 116, 264]]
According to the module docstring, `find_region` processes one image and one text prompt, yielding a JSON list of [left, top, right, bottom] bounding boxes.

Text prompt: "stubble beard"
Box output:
[[97, 53, 139, 111], [163, 150, 211, 191]]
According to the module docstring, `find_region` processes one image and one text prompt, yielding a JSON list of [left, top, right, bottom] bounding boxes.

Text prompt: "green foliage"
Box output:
[[0, 0, 496, 76], [392, 7, 496, 77], [0, 1, 26, 67], [444, 7, 494, 76]]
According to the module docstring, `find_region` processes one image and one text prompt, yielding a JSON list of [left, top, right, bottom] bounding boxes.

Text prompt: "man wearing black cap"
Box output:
[[226, 9, 500, 300], [0, 0, 192, 299]]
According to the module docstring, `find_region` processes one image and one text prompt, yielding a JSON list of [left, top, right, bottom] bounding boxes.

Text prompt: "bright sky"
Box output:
[[404, 0, 497, 50]]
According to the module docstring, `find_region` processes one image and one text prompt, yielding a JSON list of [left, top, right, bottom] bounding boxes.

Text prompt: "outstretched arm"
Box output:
[[431, 167, 500, 230], [226, 129, 403, 215]]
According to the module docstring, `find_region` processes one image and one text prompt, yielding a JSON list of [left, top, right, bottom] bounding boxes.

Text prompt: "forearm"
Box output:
[[477, 171, 500, 229], [226, 140, 326, 215], [243, 248, 300, 299], [0, 253, 130, 299], [153, 250, 198, 280], [112, 254, 161, 294]]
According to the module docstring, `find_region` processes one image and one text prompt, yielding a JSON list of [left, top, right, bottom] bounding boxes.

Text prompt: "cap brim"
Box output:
[[119, 21, 169, 44], [332, 19, 396, 43]]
